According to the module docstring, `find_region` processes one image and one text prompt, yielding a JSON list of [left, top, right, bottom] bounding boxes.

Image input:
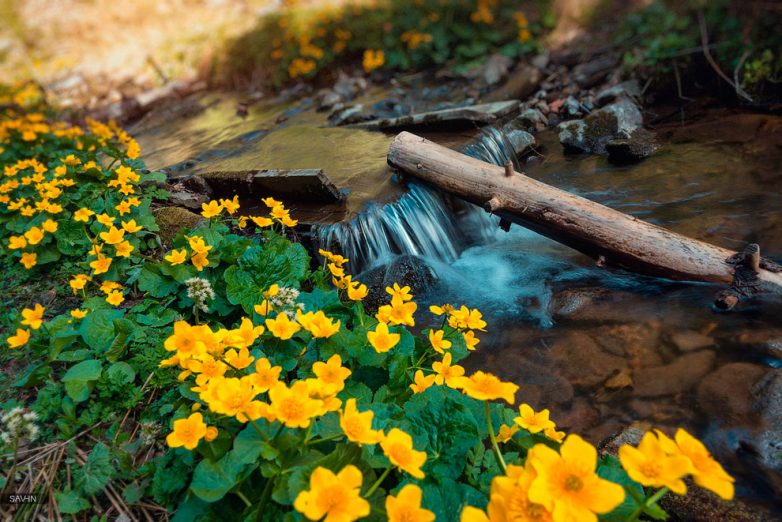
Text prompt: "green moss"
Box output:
[[154, 206, 203, 244]]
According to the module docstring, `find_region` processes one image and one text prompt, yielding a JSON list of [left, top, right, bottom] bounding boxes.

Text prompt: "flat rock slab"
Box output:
[[200, 169, 344, 203], [351, 100, 520, 131]]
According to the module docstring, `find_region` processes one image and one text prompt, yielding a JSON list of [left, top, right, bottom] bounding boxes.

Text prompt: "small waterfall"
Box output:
[[314, 126, 518, 272]]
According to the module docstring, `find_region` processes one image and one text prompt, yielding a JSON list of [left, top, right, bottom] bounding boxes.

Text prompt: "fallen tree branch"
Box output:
[[698, 9, 754, 103], [387, 132, 782, 299]]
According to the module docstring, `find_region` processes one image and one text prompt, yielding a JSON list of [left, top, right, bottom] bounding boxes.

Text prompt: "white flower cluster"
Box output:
[[0, 407, 39, 446], [270, 286, 305, 319], [185, 277, 215, 313]]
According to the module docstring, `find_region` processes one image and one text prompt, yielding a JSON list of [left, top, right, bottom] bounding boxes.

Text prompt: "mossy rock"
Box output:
[[154, 207, 204, 244]]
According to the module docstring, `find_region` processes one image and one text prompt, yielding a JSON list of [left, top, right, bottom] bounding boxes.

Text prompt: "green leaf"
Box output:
[[419, 477, 486, 522], [56, 220, 90, 255], [55, 490, 91, 514], [105, 318, 135, 362], [400, 386, 480, 479], [107, 361, 136, 384], [79, 308, 124, 352], [62, 359, 102, 402], [138, 264, 179, 298], [75, 443, 115, 496], [598, 455, 647, 521], [12, 363, 51, 388], [190, 450, 256, 502]]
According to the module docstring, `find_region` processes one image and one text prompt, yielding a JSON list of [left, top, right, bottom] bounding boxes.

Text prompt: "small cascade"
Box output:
[[314, 126, 519, 272]]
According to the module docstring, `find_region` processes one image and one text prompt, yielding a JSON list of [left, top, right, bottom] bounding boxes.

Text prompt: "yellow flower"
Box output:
[[457, 371, 518, 404], [312, 354, 352, 393], [340, 398, 384, 446], [219, 196, 240, 214], [297, 310, 341, 338], [164, 321, 211, 360], [165, 248, 187, 265], [463, 330, 480, 351], [410, 370, 436, 394], [265, 312, 302, 340], [515, 403, 555, 434], [99, 226, 125, 245], [377, 297, 417, 326], [114, 240, 134, 257], [381, 428, 427, 479], [428, 328, 452, 354], [206, 376, 264, 422], [431, 353, 465, 387], [70, 309, 88, 319], [250, 216, 273, 228], [191, 252, 209, 271], [293, 465, 370, 522], [672, 428, 735, 500], [121, 219, 142, 233], [8, 235, 26, 249], [464, 463, 553, 522], [7, 328, 30, 349], [346, 280, 368, 300], [254, 299, 272, 316], [460, 506, 490, 522], [367, 321, 400, 353], [100, 281, 123, 294], [187, 236, 212, 255], [42, 219, 58, 233], [69, 274, 91, 293], [497, 424, 520, 443], [106, 290, 125, 306], [619, 431, 693, 495], [363, 49, 385, 72], [224, 347, 255, 370], [386, 283, 413, 302], [269, 381, 323, 428], [262, 197, 282, 208], [96, 213, 115, 226], [24, 226, 44, 245], [429, 304, 453, 316], [165, 412, 208, 450], [527, 435, 625, 522], [204, 426, 218, 442], [21, 304, 45, 330], [249, 358, 282, 392], [386, 484, 435, 522], [90, 255, 112, 275], [544, 426, 566, 443], [201, 200, 223, 218]]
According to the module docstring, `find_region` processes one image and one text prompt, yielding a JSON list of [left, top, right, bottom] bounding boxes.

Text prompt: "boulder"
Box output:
[[360, 255, 439, 313], [595, 80, 641, 108], [658, 480, 767, 522], [697, 363, 769, 426], [606, 128, 658, 163], [515, 107, 547, 131], [558, 98, 643, 154], [500, 122, 536, 157], [154, 207, 204, 244], [633, 351, 716, 397]]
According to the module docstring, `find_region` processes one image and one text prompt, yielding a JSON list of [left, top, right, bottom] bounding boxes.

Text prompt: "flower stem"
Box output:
[[365, 464, 392, 498], [306, 433, 343, 446], [484, 400, 506, 474], [256, 472, 278, 519], [235, 490, 252, 508], [627, 486, 670, 522]]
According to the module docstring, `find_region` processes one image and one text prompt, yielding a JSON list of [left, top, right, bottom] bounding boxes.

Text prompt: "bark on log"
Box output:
[[387, 131, 782, 293]]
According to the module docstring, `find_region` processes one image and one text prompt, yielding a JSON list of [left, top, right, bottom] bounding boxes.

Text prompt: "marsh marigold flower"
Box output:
[[527, 434, 625, 522], [458, 371, 518, 404], [70, 309, 88, 319], [339, 398, 384, 446], [313, 354, 351, 393], [381, 428, 427, 479], [165, 249, 187, 265], [269, 381, 323, 428], [21, 304, 44, 329], [515, 403, 555, 434], [200, 200, 223, 218], [432, 353, 465, 388], [619, 431, 693, 495], [670, 428, 735, 500], [410, 370, 436, 394], [249, 358, 281, 392], [294, 465, 370, 522], [386, 484, 435, 522], [7, 328, 30, 349], [367, 321, 400, 353], [166, 412, 208, 450], [266, 312, 301, 340], [428, 328, 451, 354], [297, 310, 341, 338]]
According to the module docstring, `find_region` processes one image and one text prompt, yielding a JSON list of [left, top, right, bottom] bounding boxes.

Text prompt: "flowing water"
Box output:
[[133, 93, 782, 511]]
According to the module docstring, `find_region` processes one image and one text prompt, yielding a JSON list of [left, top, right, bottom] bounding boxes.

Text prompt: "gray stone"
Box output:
[[558, 98, 644, 154], [562, 96, 582, 118], [606, 128, 658, 163], [516, 107, 547, 130], [595, 80, 642, 108], [500, 123, 536, 156], [329, 104, 365, 126], [633, 351, 716, 397]]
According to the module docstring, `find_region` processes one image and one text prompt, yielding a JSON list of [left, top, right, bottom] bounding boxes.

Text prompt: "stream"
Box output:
[[132, 91, 782, 513]]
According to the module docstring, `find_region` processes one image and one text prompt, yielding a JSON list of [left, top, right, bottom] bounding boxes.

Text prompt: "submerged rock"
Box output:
[[633, 350, 716, 397], [550, 331, 626, 389], [671, 330, 716, 353], [697, 363, 769, 426], [360, 254, 438, 312]]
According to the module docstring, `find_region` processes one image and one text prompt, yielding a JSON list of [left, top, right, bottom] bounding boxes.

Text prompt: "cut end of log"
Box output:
[[484, 196, 503, 213]]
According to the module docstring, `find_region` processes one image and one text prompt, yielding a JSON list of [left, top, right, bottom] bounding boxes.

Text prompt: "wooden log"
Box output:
[[387, 131, 782, 292]]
